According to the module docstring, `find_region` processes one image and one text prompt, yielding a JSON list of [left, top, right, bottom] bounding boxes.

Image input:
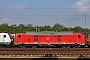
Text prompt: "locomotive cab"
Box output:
[[0, 33, 13, 46]]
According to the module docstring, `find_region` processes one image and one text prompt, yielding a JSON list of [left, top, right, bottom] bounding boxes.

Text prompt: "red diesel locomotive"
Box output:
[[14, 32, 90, 48]]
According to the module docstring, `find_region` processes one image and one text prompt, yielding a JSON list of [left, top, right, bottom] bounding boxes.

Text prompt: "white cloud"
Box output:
[[37, 17, 42, 20], [72, 0, 90, 12], [38, 6, 42, 8], [16, 3, 27, 10], [1, 3, 27, 10], [55, 6, 62, 11], [1, 18, 10, 23]]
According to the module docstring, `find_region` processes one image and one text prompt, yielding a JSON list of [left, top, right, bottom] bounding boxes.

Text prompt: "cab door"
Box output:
[[58, 36, 62, 42], [0, 34, 6, 43], [34, 36, 38, 42], [0, 35, 2, 42], [3, 35, 7, 42]]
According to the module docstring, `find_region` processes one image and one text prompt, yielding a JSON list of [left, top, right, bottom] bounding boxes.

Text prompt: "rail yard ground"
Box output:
[[0, 48, 90, 60], [0, 56, 90, 60], [0, 57, 90, 60]]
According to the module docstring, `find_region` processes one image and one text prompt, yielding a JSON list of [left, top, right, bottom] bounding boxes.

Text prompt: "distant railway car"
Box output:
[[14, 32, 86, 48], [0, 33, 13, 46], [87, 35, 90, 47]]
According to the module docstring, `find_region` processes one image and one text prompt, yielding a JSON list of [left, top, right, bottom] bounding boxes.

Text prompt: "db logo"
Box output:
[[46, 38, 49, 40]]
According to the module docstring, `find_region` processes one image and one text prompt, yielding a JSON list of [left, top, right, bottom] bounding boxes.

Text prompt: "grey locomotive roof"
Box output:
[[26, 31, 73, 35]]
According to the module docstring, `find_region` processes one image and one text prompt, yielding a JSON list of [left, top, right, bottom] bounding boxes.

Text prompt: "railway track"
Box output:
[[0, 48, 90, 58], [0, 48, 90, 51]]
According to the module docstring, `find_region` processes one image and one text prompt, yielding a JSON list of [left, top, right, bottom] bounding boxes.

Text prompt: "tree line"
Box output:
[[0, 23, 89, 33]]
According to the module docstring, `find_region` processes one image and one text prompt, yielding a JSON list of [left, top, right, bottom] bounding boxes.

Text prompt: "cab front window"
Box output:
[[8, 33, 13, 39]]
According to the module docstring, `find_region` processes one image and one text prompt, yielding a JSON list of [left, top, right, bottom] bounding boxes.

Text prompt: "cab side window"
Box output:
[[3, 35, 6, 38], [78, 35, 81, 38], [18, 35, 21, 38]]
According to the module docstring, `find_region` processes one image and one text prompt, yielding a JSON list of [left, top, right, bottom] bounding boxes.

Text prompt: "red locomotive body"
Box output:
[[14, 32, 85, 48]]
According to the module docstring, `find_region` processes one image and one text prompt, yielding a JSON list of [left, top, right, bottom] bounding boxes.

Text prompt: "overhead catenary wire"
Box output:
[[0, 7, 90, 9]]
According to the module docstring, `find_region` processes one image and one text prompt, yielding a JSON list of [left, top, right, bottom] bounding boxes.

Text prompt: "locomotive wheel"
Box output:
[[22, 45, 26, 48], [80, 45, 82, 48], [73, 44, 79, 48], [19, 45, 26, 48], [2, 44, 6, 47], [62, 45, 67, 48], [32, 45, 37, 48], [66, 45, 71, 48], [88, 46, 90, 48], [19, 45, 23, 48], [0, 44, 3, 47]]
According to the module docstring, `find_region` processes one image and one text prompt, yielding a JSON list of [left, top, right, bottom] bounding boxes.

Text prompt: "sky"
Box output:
[[0, 0, 90, 28]]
